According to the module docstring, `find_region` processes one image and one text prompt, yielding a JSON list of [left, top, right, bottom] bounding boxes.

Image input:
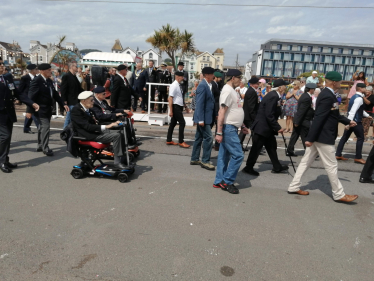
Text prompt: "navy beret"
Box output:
[[117, 64, 127, 71], [174, 71, 184, 76], [273, 79, 289, 87], [93, 86, 105, 93], [27, 64, 37, 70], [226, 69, 242, 77], [248, 76, 260, 84], [202, 67, 215, 74], [38, 63, 51, 70], [177, 61, 184, 66]]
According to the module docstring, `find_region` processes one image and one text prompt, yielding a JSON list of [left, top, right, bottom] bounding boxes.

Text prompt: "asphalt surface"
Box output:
[[0, 119, 373, 281]]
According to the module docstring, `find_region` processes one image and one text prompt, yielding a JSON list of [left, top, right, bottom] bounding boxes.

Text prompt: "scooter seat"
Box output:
[[78, 141, 110, 149]]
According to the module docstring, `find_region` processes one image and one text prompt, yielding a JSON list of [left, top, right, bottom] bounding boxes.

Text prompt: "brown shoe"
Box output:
[[166, 141, 178, 145], [336, 156, 348, 161], [354, 159, 366, 164], [335, 195, 358, 203], [179, 142, 190, 148], [141, 110, 145, 113], [288, 190, 309, 195], [214, 146, 219, 151]]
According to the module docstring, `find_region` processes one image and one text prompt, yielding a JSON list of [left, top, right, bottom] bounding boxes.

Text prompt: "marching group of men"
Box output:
[[1, 57, 373, 203]]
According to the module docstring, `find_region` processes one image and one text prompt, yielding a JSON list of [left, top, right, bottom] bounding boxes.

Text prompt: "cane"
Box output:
[[281, 133, 296, 173], [244, 132, 253, 151]]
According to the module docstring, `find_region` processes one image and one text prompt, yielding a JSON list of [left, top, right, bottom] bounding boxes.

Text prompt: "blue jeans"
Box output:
[[214, 124, 244, 185], [63, 105, 75, 129], [191, 124, 213, 163], [24, 115, 40, 132]]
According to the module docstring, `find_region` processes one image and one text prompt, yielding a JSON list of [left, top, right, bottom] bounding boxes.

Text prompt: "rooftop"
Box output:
[[264, 38, 374, 48]]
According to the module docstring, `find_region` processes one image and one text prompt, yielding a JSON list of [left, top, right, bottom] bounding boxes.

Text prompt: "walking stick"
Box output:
[[281, 133, 296, 173], [244, 132, 253, 151]]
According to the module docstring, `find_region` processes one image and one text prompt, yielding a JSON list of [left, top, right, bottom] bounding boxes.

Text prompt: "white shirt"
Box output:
[[29, 73, 35, 80], [41, 74, 53, 97], [220, 84, 244, 128], [204, 78, 212, 92], [80, 102, 106, 132], [348, 92, 369, 120], [169, 80, 184, 106]]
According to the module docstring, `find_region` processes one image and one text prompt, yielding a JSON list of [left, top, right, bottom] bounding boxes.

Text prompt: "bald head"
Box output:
[[136, 63, 142, 70]]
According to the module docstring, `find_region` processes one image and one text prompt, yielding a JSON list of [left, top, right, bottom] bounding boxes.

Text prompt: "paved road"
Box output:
[[0, 122, 373, 280]]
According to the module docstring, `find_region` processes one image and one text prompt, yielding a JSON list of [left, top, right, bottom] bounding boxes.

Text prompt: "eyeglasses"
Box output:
[[235, 76, 243, 79]]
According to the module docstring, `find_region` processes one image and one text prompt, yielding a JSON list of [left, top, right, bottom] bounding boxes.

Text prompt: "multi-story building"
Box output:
[[0, 40, 28, 66], [176, 52, 198, 81], [251, 39, 374, 82], [195, 48, 225, 71], [29, 40, 78, 64]]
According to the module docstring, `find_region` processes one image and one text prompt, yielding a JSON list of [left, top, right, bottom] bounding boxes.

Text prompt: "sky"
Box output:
[[1, 0, 374, 66]]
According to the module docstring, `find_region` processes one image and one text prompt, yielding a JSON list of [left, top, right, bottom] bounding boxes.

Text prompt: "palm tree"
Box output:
[[56, 35, 66, 49], [146, 24, 195, 69]]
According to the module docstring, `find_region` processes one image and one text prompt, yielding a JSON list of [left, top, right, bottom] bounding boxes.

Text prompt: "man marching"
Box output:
[[287, 71, 358, 203]]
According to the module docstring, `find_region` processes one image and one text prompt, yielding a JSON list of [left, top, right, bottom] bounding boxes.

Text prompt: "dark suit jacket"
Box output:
[[251, 90, 282, 137], [243, 87, 259, 126], [145, 67, 158, 87], [61, 71, 84, 106], [212, 81, 220, 117], [194, 79, 216, 125], [130, 69, 147, 92], [91, 97, 122, 123], [71, 103, 102, 140], [111, 75, 137, 109], [157, 70, 172, 92], [19, 74, 33, 96], [306, 88, 350, 145], [177, 70, 189, 93], [28, 75, 64, 118], [293, 92, 314, 128], [0, 75, 33, 124]]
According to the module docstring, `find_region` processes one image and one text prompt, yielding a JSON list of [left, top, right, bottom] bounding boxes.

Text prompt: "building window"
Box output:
[[318, 47, 323, 52], [304, 54, 311, 62], [190, 63, 194, 70], [294, 53, 302, 61], [335, 56, 343, 64], [328, 47, 333, 53], [263, 51, 271, 59], [204, 64, 208, 67], [217, 57, 220, 61], [203, 56, 206, 60], [288, 45, 292, 51], [207, 56, 210, 61], [284, 53, 291, 60], [126, 51, 130, 54], [359, 49, 364, 55], [277, 44, 282, 50], [201, 64, 204, 69], [190, 74, 193, 79], [37, 46, 41, 51], [349, 49, 354, 54], [297, 45, 302, 51], [315, 54, 321, 63], [338, 48, 343, 54], [307, 46, 313, 52], [274, 52, 281, 60], [149, 53, 153, 59], [39, 56, 43, 61], [191, 56, 194, 61]]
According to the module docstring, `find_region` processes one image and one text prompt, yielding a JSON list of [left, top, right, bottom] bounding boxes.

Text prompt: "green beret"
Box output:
[[214, 71, 223, 78], [325, 71, 342, 82]]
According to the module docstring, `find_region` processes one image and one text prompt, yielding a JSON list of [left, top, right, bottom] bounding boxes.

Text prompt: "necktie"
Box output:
[[0, 76, 4, 84]]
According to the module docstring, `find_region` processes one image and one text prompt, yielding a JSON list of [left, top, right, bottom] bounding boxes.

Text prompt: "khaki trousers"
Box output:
[[288, 142, 345, 200]]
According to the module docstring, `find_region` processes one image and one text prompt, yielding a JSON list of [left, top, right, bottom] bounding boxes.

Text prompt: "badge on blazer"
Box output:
[[277, 100, 282, 106], [331, 102, 339, 110], [8, 83, 15, 90]]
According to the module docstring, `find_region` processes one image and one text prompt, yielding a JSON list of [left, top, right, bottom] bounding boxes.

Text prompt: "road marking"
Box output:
[[13, 125, 369, 157]]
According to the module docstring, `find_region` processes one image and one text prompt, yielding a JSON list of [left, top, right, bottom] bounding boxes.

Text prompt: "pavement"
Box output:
[[0, 110, 374, 280]]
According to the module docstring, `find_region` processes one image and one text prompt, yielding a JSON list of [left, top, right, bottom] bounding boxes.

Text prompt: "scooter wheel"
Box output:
[[118, 173, 129, 183], [129, 153, 135, 162], [71, 168, 83, 179]]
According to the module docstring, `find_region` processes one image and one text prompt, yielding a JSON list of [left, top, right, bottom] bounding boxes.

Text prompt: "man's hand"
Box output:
[[169, 111, 173, 118], [139, 97, 143, 102], [143, 87, 147, 91], [64, 105, 70, 112], [106, 121, 120, 129], [278, 128, 285, 134], [26, 113, 32, 119], [123, 110, 130, 114], [199, 122, 204, 127], [215, 135, 223, 143], [305, 141, 313, 147], [294, 124, 298, 127], [349, 120, 357, 127], [32, 103, 39, 111], [242, 127, 250, 134], [116, 113, 123, 116], [186, 108, 191, 113]]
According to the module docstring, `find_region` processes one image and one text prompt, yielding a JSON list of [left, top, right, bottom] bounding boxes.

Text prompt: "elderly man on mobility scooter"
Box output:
[[70, 91, 128, 169]]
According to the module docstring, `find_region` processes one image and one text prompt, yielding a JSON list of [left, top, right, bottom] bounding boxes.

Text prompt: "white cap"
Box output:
[[78, 91, 93, 100], [312, 71, 318, 74]]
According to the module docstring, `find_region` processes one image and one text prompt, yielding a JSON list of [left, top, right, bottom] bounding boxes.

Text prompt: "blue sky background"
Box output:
[[1, 0, 373, 65]]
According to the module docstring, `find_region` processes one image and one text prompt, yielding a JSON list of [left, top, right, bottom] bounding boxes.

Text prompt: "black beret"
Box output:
[[273, 79, 289, 87], [226, 69, 242, 77], [356, 83, 366, 88], [175, 71, 184, 77], [202, 67, 215, 74], [27, 64, 37, 70], [177, 61, 184, 66], [248, 76, 260, 84], [93, 86, 105, 93], [117, 64, 127, 71], [38, 63, 51, 70]]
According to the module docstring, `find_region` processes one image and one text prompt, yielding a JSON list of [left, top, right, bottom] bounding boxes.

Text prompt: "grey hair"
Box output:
[[314, 88, 321, 94], [366, 86, 373, 92], [300, 77, 306, 82], [68, 61, 77, 69], [271, 87, 279, 91]]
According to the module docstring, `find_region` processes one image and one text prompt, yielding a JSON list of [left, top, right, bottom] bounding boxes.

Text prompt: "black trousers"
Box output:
[[239, 120, 252, 145], [167, 104, 185, 143], [336, 122, 364, 159], [150, 86, 156, 110], [246, 133, 282, 171], [361, 145, 374, 179], [0, 118, 13, 164], [157, 90, 168, 113], [287, 125, 309, 153]]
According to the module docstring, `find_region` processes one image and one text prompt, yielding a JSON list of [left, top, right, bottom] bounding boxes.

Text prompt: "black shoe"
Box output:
[[219, 182, 239, 194], [286, 151, 298, 157], [136, 141, 143, 146], [114, 163, 128, 170], [271, 165, 289, 174], [5, 162, 17, 169], [242, 166, 260, 176], [36, 147, 43, 152], [359, 177, 374, 184], [43, 150, 54, 156], [0, 164, 12, 173], [242, 146, 249, 151], [24, 130, 35, 134]]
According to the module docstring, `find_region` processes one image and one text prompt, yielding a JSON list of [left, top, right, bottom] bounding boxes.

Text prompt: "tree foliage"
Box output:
[[146, 24, 195, 69]]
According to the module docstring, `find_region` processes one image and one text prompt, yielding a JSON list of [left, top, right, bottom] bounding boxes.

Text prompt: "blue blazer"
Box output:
[[194, 79, 216, 125], [130, 70, 147, 92]]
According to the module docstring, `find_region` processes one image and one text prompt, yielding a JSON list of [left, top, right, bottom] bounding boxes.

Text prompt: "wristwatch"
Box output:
[[216, 132, 223, 136]]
